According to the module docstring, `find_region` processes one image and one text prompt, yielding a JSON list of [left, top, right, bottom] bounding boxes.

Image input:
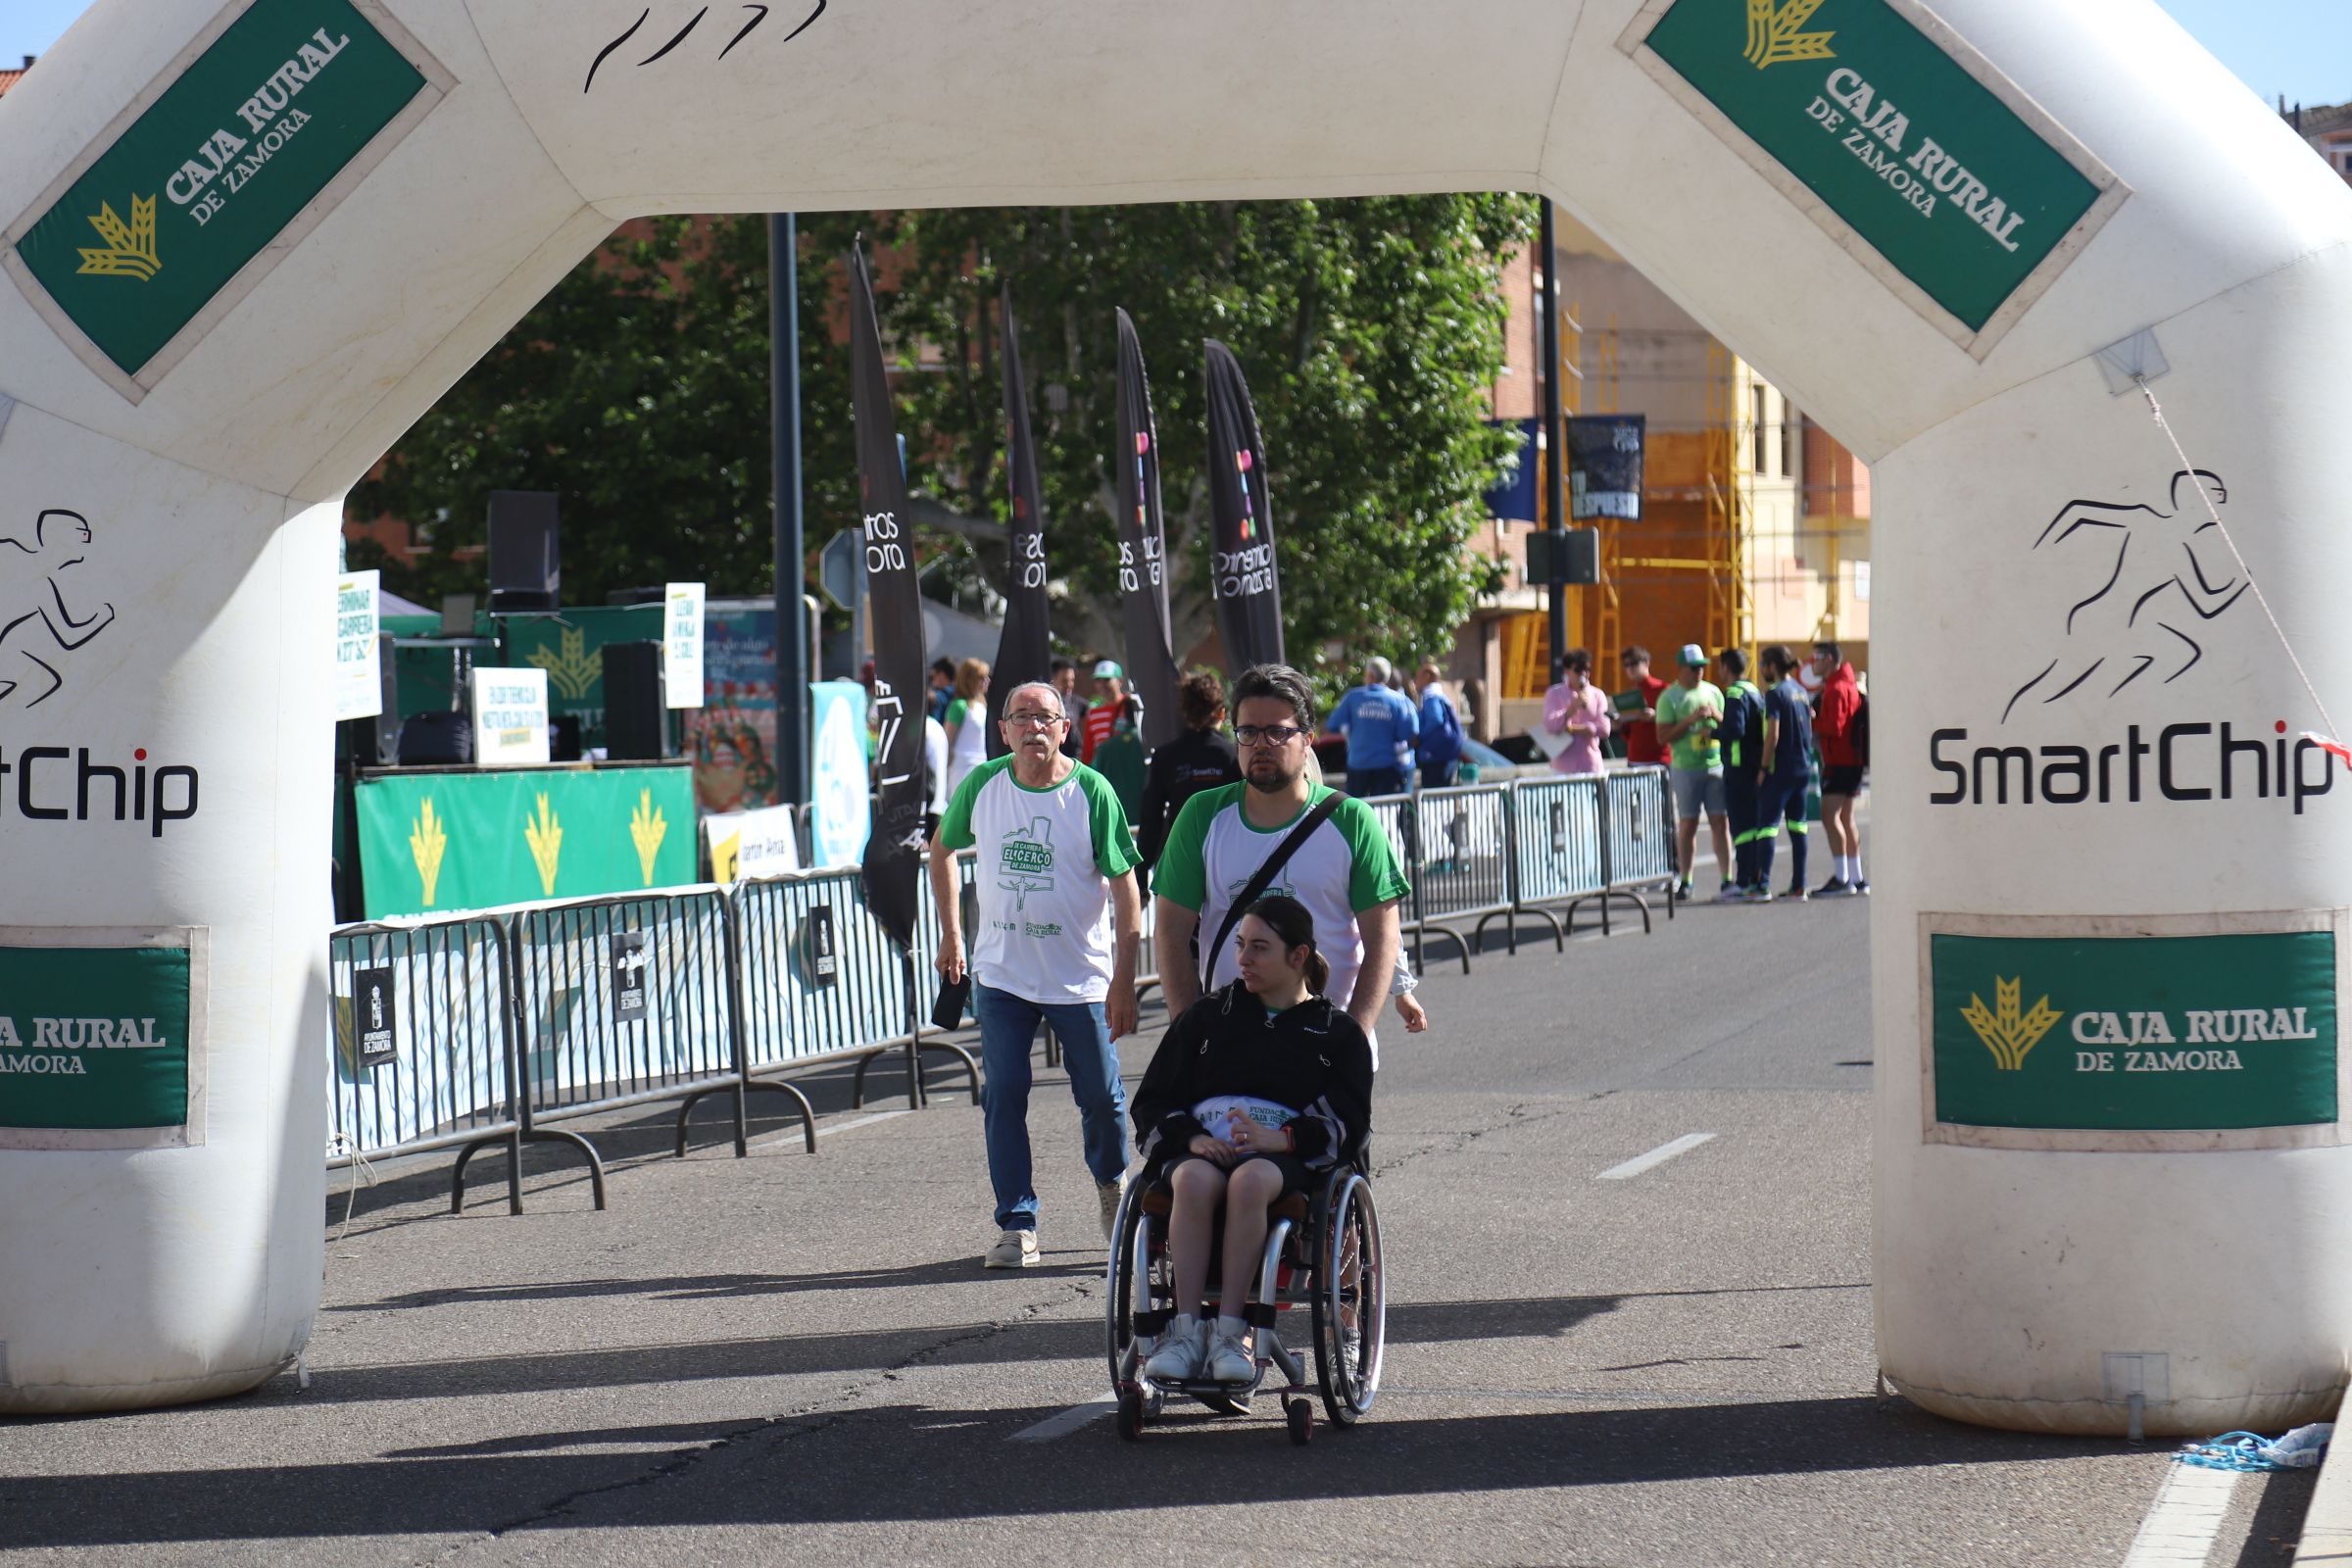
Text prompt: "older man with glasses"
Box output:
[[930, 681, 1145, 1270], [1152, 663, 1410, 1064]]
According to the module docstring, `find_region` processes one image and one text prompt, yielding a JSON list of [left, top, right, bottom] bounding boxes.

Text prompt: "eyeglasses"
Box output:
[[1234, 723, 1305, 747], [1003, 711, 1065, 729]]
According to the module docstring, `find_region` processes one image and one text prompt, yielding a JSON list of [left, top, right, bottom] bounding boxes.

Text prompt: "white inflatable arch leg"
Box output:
[[2, 0, 2345, 1427]]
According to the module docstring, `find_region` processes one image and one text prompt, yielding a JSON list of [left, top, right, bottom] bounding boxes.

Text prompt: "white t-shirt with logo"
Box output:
[[1152, 783, 1410, 1027], [938, 756, 1140, 1005]]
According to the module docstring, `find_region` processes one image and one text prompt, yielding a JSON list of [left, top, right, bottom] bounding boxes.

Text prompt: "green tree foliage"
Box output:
[[350, 213, 863, 605], [885, 196, 1536, 674], [353, 198, 1536, 683]]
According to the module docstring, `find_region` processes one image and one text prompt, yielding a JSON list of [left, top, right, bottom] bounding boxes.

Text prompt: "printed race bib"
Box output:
[[1193, 1095, 1296, 1134]]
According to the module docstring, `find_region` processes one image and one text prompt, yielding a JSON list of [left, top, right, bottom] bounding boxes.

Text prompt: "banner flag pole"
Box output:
[[1112, 308, 1184, 751], [1202, 339, 1285, 672], [988, 285, 1054, 757]]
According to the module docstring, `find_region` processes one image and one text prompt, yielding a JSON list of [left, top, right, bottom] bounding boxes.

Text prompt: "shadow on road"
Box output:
[[1, 1396, 2125, 1547]]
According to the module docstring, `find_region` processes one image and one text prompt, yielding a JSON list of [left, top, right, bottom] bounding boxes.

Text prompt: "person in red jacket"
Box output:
[[1809, 642, 1868, 896], [1616, 646, 1669, 765]]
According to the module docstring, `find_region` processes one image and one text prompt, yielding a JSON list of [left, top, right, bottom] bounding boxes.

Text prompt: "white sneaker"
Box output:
[[1205, 1328, 1256, 1385], [1144, 1314, 1204, 1381], [1098, 1173, 1128, 1243], [982, 1228, 1039, 1269]]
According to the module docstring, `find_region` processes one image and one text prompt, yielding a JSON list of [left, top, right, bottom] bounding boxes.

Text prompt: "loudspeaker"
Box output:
[[397, 710, 473, 766], [487, 490, 560, 612], [1526, 527, 1601, 586], [603, 641, 669, 760]]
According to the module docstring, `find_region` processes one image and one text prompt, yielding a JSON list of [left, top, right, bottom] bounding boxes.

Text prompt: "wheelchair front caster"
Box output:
[[1286, 1397, 1314, 1446], [1117, 1388, 1146, 1442]]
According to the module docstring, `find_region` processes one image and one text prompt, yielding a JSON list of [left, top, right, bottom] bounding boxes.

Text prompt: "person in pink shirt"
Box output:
[[1543, 647, 1613, 775]]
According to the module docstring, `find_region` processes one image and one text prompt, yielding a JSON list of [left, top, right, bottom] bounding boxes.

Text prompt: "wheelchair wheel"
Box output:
[[1105, 1180, 1148, 1391], [1286, 1396, 1315, 1446], [1310, 1170, 1386, 1426]]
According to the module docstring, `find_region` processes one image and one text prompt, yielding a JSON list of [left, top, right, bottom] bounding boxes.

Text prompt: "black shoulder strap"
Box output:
[[1201, 792, 1346, 991]]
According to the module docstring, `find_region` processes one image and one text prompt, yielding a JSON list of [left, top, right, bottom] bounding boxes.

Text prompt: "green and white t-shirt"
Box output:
[[1152, 783, 1410, 1015], [938, 756, 1140, 1005]]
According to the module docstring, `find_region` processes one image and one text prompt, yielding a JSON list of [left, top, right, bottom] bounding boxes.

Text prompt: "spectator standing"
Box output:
[[1324, 656, 1420, 797], [926, 657, 957, 723], [1137, 669, 1243, 867], [1413, 664, 1465, 790], [928, 680, 1143, 1269], [1615, 646, 1669, 766], [1755, 644, 1815, 901], [943, 657, 991, 796], [1051, 656, 1085, 757], [1810, 642, 1869, 896], [1084, 661, 1150, 822], [1542, 647, 1613, 777], [1654, 643, 1729, 901], [1155, 663, 1409, 1061], [1713, 648, 1768, 901], [1081, 661, 1131, 763]]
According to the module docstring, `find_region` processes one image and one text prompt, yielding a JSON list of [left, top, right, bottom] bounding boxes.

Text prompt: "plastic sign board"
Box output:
[[470, 666, 550, 767], [808, 680, 872, 868], [705, 804, 802, 883], [1925, 920, 2342, 1150], [0, 927, 209, 1151], [663, 582, 706, 708], [1623, 0, 2123, 355], [331, 569, 381, 719], [3, 0, 450, 400], [351, 964, 396, 1067]]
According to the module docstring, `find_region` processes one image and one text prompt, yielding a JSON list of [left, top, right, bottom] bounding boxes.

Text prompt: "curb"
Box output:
[[2297, 1432, 2352, 1563]]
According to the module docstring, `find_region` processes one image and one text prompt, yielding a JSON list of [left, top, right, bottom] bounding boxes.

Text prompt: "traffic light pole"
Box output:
[[770, 213, 809, 807], [1540, 197, 1568, 687]]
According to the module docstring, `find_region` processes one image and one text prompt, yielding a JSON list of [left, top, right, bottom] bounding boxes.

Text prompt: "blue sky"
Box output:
[[4, 0, 2348, 108]]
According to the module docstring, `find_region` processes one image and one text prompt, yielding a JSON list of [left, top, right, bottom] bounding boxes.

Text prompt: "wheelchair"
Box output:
[[1104, 1147, 1386, 1446]]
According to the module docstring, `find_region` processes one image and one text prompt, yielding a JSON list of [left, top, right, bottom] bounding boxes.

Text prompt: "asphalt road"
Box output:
[[0, 887, 2316, 1565]]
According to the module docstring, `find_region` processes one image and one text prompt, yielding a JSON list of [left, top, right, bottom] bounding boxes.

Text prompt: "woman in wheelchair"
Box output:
[[1126, 895, 1374, 1387]]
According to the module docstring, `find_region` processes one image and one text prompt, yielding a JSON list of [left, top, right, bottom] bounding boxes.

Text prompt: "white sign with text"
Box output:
[[663, 582, 706, 708], [470, 666, 551, 766], [331, 570, 382, 720]]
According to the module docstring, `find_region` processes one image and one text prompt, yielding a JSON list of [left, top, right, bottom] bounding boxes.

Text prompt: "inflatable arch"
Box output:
[[3, 0, 2350, 1430]]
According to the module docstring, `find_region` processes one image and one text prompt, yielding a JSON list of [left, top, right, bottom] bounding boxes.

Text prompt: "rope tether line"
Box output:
[[2134, 376, 2349, 764]]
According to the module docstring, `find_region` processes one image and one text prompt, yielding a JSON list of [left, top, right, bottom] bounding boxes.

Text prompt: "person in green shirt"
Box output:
[[1653, 643, 1730, 900]]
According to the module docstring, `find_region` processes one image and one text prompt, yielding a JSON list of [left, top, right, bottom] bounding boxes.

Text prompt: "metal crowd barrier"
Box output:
[[1595, 766, 1678, 932], [328, 913, 523, 1212], [324, 769, 1675, 1210], [495, 886, 747, 1207]]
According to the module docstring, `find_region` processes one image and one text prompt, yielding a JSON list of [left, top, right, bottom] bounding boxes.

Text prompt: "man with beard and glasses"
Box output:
[[1152, 663, 1410, 1065]]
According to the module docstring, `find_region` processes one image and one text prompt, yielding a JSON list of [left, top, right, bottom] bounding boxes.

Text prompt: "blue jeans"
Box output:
[[973, 983, 1130, 1233], [1349, 763, 1408, 798]]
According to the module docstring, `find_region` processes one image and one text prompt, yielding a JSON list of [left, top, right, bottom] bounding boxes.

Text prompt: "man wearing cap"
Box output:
[[1654, 643, 1730, 901], [1083, 661, 1151, 822]]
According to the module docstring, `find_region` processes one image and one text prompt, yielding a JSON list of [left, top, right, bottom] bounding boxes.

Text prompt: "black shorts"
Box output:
[[1822, 764, 1866, 797], [1152, 1150, 1316, 1199]]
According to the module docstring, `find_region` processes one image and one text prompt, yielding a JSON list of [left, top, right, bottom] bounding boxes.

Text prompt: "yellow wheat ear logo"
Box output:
[[1745, 0, 1835, 69], [524, 793, 564, 896], [1961, 976, 2061, 1071], [409, 798, 449, 906], [527, 627, 602, 702], [76, 194, 162, 280], [629, 789, 668, 884]]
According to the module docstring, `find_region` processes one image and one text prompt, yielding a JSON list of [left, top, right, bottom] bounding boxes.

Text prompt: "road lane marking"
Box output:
[[2121, 1462, 2238, 1566], [751, 1109, 910, 1152], [1597, 1133, 1716, 1180], [1007, 1394, 1117, 1443]]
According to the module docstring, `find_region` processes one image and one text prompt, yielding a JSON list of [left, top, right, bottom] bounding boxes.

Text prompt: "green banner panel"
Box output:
[[0, 945, 192, 1130], [1931, 931, 2338, 1131], [1641, 0, 2103, 332], [12, 0, 429, 377], [355, 764, 697, 918]]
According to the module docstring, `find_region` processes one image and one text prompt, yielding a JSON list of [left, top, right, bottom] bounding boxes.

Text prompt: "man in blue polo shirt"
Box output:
[[1325, 656, 1419, 797]]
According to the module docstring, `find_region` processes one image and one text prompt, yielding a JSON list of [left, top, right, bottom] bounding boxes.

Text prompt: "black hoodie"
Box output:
[[1130, 983, 1374, 1171]]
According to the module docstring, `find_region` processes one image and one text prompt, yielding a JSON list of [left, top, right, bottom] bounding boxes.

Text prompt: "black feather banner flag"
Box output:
[[1202, 340, 1284, 672]]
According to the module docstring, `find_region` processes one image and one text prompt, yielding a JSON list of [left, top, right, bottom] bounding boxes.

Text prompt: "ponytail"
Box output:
[[1242, 894, 1326, 996]]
